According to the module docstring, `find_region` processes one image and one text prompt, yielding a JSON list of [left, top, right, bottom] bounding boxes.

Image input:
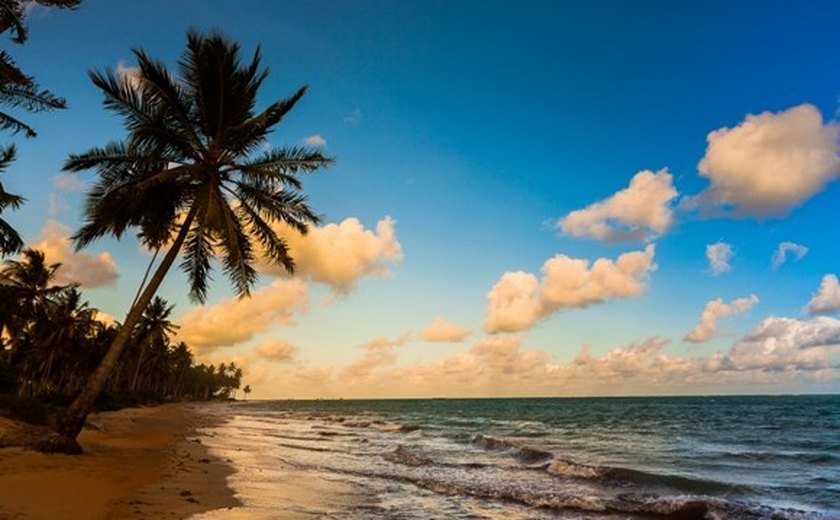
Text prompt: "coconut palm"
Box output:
[[0, 146, 23, 254], [0, 0, 79, 255], [52, 29, 331, 451]]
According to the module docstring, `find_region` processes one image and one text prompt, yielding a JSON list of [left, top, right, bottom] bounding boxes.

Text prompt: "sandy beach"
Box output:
[[0, 403, 239, 520]]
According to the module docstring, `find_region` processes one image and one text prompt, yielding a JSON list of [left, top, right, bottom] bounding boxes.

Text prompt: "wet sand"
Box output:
[[0, 403, 239, 519]]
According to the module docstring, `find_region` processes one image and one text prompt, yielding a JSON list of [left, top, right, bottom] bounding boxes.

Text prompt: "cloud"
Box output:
[[92, 310, 116, 327], [256, 216, 403, 293], [558, 169, 678, 242], [729, 316, 840, 371], [340, 333, 412, 381], [684, 295, 759, 343], [177, 278, 308, 351], [258, 315, 840, 398], [52, 173, 84, 192], [343, 109, 363, 126], [301, 134, 326, 147], [47, 193, 68, 215], [254, 339, 297, 362], [31, 220, 118, 288], [691, 104, 840, 217], [485, 245, 657, 333], [116, 60, 142, 90], [420, 317, 470, 343], [772, 241, 809, 269], [706, 242, 733, 275], [807, 274, 840, 315]]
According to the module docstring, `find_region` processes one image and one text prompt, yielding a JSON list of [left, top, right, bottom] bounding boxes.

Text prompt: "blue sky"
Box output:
[[4, 0, 840, 397]]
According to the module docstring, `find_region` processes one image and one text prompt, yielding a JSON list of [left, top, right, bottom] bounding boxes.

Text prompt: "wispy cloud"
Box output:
[[684, 295, 759, 343], [343, 109, 363, 126], [772, 241, 809, 269], [706, 242, 733, 275]]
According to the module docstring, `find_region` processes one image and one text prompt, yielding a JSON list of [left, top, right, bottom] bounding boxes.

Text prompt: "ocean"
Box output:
[[193, 395, 839, 519]]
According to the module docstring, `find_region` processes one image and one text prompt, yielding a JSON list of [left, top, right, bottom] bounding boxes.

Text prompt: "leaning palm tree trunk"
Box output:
[[53, 208, 196, 449]]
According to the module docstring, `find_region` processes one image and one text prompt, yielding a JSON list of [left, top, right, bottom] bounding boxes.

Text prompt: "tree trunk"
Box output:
[[50, 208, 198, 453]]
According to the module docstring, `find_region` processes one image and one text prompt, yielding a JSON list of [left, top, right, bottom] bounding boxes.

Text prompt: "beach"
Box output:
[[0, 403, 238, 520]]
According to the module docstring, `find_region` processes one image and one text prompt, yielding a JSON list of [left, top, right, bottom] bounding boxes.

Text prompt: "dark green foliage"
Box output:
[[64, 29, 332, 301], [0, 248, 242, 422], [0, 0, 80, 255]]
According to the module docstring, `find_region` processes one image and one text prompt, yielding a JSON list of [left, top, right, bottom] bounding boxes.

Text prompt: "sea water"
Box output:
[[193, 395, 839, 519]]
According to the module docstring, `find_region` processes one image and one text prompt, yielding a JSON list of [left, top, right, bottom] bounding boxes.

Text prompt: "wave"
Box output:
[[470, 434, 553, 465]]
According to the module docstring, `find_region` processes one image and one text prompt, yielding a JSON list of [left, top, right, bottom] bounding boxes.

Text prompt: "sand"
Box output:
[[0, 403, 239, 520]]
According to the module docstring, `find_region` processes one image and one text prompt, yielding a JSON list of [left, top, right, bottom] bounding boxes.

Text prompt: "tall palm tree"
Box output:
[[53, 29, 331, 451]]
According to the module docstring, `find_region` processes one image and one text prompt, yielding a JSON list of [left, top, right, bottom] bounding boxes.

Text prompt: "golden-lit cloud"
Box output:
[[254, 339, 297, 362], [339, 333, 412, 382], [485, 245, 656, 333], [420, 317, 470, 343], [684, 295, 759, 343], [807, 274, 840, 315], [256, 216, 403, 293], [558, 169, 678, 242], [275, 315, 840, 398], [177, 278, 308, 351], [689, 104, 840, 217], [706, 241, 733, 275], [32, 220, 118, 288]]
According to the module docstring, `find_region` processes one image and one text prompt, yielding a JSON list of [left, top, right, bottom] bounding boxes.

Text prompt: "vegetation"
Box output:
[[0, 249, 244, 423], [0, 0, 80, 255], [48, 29, 330, 451]]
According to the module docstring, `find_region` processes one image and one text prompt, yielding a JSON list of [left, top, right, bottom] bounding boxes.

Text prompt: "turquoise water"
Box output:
[[198, 395, 839, 519]]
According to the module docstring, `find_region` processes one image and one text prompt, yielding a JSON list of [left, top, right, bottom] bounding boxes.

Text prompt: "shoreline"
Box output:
[[0, 403, 239, 519]]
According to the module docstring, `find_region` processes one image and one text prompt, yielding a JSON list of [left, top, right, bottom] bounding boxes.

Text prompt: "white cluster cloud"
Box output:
[[485, 245, 656, 333], [177, 278, 308, 351], [558, 169, 678, 242], [706, 242, 733, 275], [32, 220, 118, 288], [257, 216, 403, 293], [254, 339, 297, 362], [301, 134, 327, 147], [807, 274, 840, 315], [729, 316, 840, 371], [420, 317, 470, 343], [772, 241, 809, 269], [693, 104, 840, 217], [684, 295, 759, 343]]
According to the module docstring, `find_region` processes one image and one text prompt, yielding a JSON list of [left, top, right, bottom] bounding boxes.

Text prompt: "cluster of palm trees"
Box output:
[[0, 249, 243, 404]]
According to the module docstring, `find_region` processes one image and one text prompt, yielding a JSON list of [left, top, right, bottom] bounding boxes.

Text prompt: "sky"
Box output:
[[4, 0, 840, 398]]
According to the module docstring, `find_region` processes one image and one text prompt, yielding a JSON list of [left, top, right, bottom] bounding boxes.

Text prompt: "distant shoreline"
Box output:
[[0, 402, 239, 519]]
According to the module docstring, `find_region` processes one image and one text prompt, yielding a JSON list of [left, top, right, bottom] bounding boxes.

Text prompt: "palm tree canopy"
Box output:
[[63, 29, 333, 302]]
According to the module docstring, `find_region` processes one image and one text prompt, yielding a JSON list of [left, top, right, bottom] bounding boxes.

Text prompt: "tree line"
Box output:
[[0, 249, 244, 406]]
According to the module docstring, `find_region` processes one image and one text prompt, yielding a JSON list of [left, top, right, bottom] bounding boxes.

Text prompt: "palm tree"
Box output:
[[0, 0, 79, 255], [52, 29, 331, 451], [0, 146, 23, 254], [129, 296, 176, 392], [242, 384, 251, 400]]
